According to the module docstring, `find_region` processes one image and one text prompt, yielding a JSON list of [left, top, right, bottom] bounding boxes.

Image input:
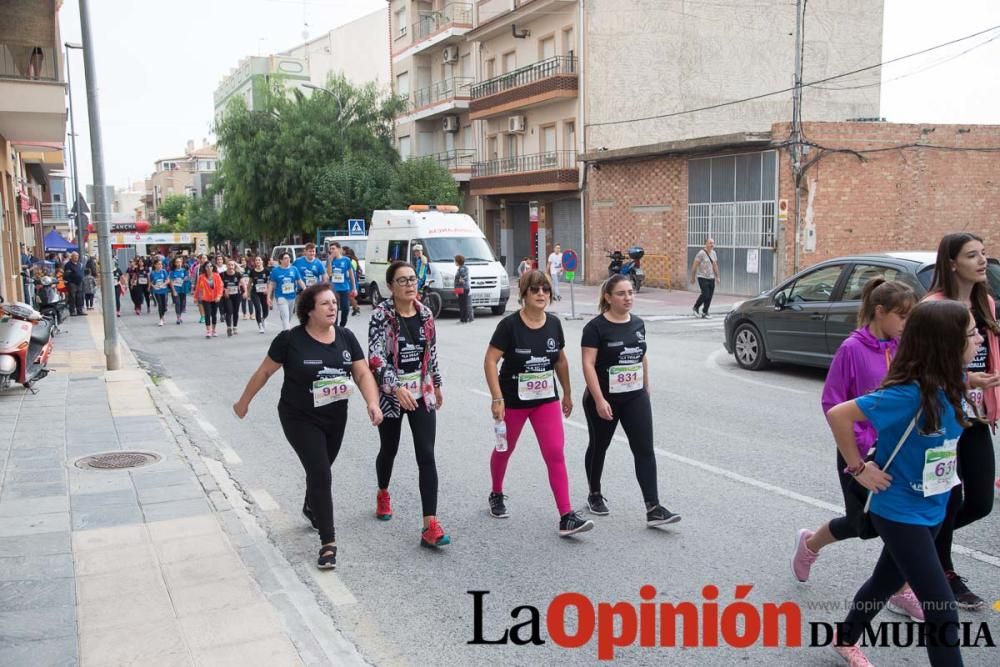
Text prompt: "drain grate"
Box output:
[[75, 451, 161, 470]]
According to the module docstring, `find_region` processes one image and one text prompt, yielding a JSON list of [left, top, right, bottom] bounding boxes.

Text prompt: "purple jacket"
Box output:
[[821, 327, 897, 458]]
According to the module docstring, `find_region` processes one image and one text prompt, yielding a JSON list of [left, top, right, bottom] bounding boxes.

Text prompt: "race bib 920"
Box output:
[[518, 371, 555, 401]]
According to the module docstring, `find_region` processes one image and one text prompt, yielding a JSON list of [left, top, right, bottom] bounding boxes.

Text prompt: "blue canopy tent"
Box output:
[[43, 230, 77, 253]]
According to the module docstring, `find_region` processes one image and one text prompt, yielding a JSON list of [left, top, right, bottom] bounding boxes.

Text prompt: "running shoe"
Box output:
[[558, 511, 594, 537], [199, 315, 205, 324], [258, 323, 265, 334], [488, 492, 509, 518], [211, 329, 218, 337], [646, 505, 681, 527], [233, 328, 239, 336], [176, 318, 181, 325], [692, 305, 699, 316], [158, 320, 164, 327], [830, 633, 873, 667], [886, 588, 925, 621], [587, 493, 610, 515], [703, 313, 711, 319], [375, 489, 392, 520], [420, 518, 451, 548], [227, 327, 233, 337], [945, 570, 985, 610], [791, 528, 819, 583], [302, 499, 318, 531], [317, 545, 337, 570]]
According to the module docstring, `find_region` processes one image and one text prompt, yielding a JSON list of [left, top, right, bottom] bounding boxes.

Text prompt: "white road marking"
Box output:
[[248, 488, 280, 512], [159, 378, 184, 398], [471, 389, 998, 569], [705, 348, 807, 395], [194, 414, 218, 436], [218, 444, 243, 465], [308, 568, 359, 606]]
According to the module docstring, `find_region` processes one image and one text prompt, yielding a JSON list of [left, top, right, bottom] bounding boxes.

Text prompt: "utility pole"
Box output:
[[79, 0, 120, 370], [791, 0, 804, 274], [65, 43, 83, 254]]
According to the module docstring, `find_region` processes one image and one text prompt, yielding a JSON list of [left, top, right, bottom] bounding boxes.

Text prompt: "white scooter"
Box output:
[[0, 297, 54, 392]]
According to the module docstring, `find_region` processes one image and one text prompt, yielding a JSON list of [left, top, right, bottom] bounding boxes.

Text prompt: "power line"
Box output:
[[585, 23, 1000, 129]]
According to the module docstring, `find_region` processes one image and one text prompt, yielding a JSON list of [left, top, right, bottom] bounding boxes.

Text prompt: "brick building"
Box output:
[[581, 121, 1000, 296]]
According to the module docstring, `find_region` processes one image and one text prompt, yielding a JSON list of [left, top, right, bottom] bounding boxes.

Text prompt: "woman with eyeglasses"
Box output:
[[367, 260, 449, 548], [580, 275, 681, 528], [484, 270, 594, 537]]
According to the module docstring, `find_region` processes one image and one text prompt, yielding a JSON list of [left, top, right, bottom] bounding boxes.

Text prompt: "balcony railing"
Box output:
[[471, 56, 576, 100], [412, 3, 473, 42], [0, 44, 58, 82], [409, 76, 474, 110], [411, 149, 477, 170], [41, 203, 70, 221], [472, 151, 577, 178]]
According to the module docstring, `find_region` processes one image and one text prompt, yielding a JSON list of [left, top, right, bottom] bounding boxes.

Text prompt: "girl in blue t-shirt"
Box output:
[[169, 257, 190, 325], [149, 259, 171, 326], [823, 300, 980, 667], [268, 252, 305, 331]]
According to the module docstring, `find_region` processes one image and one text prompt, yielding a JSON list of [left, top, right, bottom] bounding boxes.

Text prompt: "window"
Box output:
[[502, 51, 516, 74], [463, 125, 473, 149], [564, 121, 575, 153], [396, 71, 410, 96], [399, 135, 411, 160], [387, 240, 409, 262], [540, 36, 556, 60], [394, 8, 407, 37], [562, 27, 575, 56], [504, 133, 519, 159], [842, 264, 907, 301], [485, 58, 495, 80], [782, 265, 844, 304], [487, 136, 498, 160], [540, 125, 556, 153]]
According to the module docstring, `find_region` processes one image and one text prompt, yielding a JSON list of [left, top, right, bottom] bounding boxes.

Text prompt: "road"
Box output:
[[114, 303, 1000, 666]]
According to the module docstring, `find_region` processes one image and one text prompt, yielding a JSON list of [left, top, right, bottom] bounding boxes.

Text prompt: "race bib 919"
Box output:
[[312, 377, 354, 407]]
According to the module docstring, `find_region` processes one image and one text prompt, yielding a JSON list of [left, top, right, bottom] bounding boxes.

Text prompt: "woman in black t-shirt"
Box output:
[[247, 256, 271, 332], [233, 283, 383, 570], [581, 275, 680, 528], [221, 261, 244, 336], [484, 270, 594, 537]]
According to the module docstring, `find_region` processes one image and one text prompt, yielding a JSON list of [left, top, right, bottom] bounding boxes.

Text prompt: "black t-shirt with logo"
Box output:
[[249, 268, 271, 296], [267, 326, 364, 417], [489, 311, 565, 408], [581, 314, 647, 400], [398, 314, 426, 374], [221, 272, 242, 297]]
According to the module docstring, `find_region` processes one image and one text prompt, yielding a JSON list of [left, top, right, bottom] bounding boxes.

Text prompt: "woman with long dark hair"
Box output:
[[194, 261, 224, 338], [922, 232, 1000, 610]]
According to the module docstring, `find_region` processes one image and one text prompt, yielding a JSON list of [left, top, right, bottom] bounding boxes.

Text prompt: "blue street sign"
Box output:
[[348, 219, 366, 236], [562, 249, 578, 272]]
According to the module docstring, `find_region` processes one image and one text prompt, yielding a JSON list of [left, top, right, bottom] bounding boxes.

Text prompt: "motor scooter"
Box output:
[[33, 275, 67, 334], [606, 246, 646, 292], [0, 297, 54, 392]]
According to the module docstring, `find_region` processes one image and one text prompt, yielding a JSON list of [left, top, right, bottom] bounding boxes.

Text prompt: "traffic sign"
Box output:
[[561, 249, 578, 272], [348, 219, 366, 236]]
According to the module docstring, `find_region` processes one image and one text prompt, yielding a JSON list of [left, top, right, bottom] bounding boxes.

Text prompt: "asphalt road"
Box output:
[[112, 303, 1000, 666]]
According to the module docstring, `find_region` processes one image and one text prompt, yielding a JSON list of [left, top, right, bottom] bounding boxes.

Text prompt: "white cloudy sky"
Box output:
[[58, 0, 1000, 193]]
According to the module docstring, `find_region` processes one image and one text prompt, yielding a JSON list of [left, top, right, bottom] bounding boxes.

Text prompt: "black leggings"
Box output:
[[934, 421, 995, 572], [828, 449, 869, 541], [335, 290, 350, 327], [173, 292, 186, 318], [115, 287, 121, 313], [130, 286, 144, 310], [85, 293, 94, 308], [840, 515, 961, 666], [583, 390, 659, 505], [376, 403, 438, 516], [155, 293, 168, 319], [241, 295, 249, 315], [693, 277, 715, 314], [223, 294, 242, 328], [203, 300, 219, 327], [251, 293, 269, 324], [279, 403, 346, 544]]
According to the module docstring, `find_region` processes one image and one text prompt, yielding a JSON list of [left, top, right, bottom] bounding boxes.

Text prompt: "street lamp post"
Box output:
[[301, 83, 345, 121], [64, 42, 83, 253]]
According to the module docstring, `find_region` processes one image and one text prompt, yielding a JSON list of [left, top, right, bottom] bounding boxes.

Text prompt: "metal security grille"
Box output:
[[688, 151, 778, 296]]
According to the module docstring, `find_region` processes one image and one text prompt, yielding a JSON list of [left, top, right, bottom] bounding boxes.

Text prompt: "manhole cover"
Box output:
[[75, 451, 161, 470]]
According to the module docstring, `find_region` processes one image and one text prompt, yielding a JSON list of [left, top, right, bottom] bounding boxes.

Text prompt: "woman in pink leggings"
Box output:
[[484, 270, 594, 537]]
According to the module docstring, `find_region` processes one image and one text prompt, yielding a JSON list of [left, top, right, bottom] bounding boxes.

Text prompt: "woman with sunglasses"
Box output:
[[484, 270, 594, 537], [367, 261, 449, 548]]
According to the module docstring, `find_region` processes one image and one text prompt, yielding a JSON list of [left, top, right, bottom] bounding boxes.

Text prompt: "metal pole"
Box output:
[[79, 0, 120, 370], [64, 44, 83, 255], [791, 0, 803, 275]]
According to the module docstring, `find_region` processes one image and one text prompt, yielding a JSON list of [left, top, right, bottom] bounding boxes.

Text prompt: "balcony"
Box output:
[[0, 43, 66, 142], [411, 149, 476, 182], [41, 202, 70, 224], [470, 150, 578, 195], [399, 76, 474, 122], [393, 2, 473, 62], [470, 56, 577, 120]]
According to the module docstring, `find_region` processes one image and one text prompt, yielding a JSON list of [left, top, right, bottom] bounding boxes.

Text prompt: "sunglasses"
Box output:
[[528, 284, 552, 294], [394, 276, 418, 286]]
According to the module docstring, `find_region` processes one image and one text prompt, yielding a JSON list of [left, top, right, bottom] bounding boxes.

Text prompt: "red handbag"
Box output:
[[454, 287, 465, 295]]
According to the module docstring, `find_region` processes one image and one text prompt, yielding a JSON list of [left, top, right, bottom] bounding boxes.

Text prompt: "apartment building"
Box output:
[[144, 140, 218, 222], [0, 0, 68, 301], [389, 1, 477, 205]]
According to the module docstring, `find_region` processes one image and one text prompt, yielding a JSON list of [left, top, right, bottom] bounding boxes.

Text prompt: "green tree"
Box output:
[[312, 154, 392, 231], [388, 157, 461, 209], [156, 194, 189, 231]]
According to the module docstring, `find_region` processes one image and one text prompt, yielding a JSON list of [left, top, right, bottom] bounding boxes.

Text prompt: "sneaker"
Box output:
[[158, 320, 164, 327], [302, 499, 319, 531], [233, 327, 239, 336], [692, 305, 700, 316], [945, 571, 985, 610], [702, 313, 711, 319], [317, 545, 337, 570], [488, 492, 509, 518], [199, 315, 205, 324], [258, 322, 265, 334], [176, 318, 181, 325], [375, 489, 392, 520], [791, 528, 819, 583], [646, 504, 681, 527], [886, 588, 925, 622], [211, 329, 218, 337], [830, 634, 873, 667], [227, 327, 233, 337], [420, 517, 451, 548], [559, 511, 594, 537], [205, 331, 211, 339], [587, 493, 610, 516]]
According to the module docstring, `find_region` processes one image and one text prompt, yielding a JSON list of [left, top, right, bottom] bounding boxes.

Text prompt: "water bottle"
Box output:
[[493, 420, 508, 452]]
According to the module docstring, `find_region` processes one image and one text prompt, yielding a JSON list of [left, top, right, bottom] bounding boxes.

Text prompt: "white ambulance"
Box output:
[[367, 205, 510, 316]]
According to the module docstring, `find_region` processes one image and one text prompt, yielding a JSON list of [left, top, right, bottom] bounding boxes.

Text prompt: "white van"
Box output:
[[321, 235, 367, 274], [367, 205, 510, 315]]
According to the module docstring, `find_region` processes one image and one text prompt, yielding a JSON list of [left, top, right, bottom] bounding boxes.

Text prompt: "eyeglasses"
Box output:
[[394, 276, 418, 286], [528, 284, 552, 294]]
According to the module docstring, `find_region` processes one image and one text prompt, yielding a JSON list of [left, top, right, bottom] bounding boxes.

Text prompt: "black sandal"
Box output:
[[317, 545, 337, 570]]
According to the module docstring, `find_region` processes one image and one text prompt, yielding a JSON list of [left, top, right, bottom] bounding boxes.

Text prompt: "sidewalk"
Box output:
[[542, 281, 744, 318], [0, 312, 365, 666]]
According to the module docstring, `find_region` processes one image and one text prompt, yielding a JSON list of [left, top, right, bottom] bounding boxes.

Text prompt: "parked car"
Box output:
[[723, 252, 1000, 371]]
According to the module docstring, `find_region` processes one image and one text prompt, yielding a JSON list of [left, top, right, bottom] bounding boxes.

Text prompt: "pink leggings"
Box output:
[[490, 400, 571, 515]]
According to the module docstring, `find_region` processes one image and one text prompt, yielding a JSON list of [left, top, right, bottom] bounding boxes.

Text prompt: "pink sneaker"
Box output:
[[831, 634, 874, 666], [886, 588, 924, 621], [791, 528, 819, 582]]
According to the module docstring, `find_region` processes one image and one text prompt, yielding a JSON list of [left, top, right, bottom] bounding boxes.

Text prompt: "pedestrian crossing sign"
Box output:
[[348, 219, 366, 236]]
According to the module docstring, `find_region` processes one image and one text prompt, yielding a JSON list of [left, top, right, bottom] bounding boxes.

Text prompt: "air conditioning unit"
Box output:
[[442, 47, 459, 64], [442, 115, 459, 132], [507, 115, 526, 133]]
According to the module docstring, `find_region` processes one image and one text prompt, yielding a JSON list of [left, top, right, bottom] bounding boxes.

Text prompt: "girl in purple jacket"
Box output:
[[791, 280, 916, 587]]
